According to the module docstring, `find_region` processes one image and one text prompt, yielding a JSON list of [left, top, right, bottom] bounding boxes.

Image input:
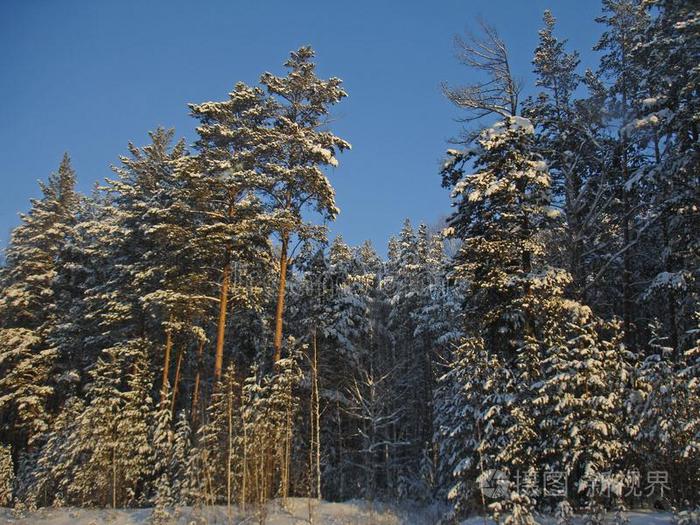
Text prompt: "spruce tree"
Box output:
[[0, 154, 79, 449], [441, 114, 629, 514], [0, 444, 13, 506]]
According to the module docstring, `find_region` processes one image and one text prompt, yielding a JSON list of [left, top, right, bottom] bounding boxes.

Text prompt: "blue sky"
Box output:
[[0, 1, 604, 255]]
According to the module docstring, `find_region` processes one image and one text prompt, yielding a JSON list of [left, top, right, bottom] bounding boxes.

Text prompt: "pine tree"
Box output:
[[536, 308, 630, 498], [259, 47, 351, 363], [440, 112, 629, 514], [0, 444, 13, 506], [151, 384, 174, 501], [30, 396, 85, 506], [630, 322, 700, 503], [198, 363, 241, 507], [63, 340, 154, 507], [524, 10, 613, 298], [489, 489, 538, 525], [632, 0, 700, 356], [593, 0, 650, 350], [189, 83, 274, 380], [0, 154, 79, 449], [170, 410, 193, 506]]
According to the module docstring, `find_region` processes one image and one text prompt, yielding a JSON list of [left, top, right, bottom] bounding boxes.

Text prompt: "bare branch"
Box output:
[[443, 19, 522, 120]]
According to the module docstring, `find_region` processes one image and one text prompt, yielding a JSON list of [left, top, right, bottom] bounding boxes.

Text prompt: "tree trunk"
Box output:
[[191, 339, 206, 422], [112, 446, 117, 509], [241, 415, 247, 512], [273, 232, 290, 363], [622, 157, 635, 352], [312, 329, 322, 499], [161, 321, 173, 401], [214, 250, 232, 380], [170, 345, 184, 415], [227, 377, 233, 516]]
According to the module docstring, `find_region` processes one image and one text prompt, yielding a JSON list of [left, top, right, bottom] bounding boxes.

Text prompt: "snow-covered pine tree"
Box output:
[[319, 237, 375, 496], [28, 396, 85, 507], [524, 10, 613, 298], [323, 237, 373, 373], [489, 488, 539, 525], [418, 232, 465, 500], [150, 404, 177, 521], [258, 47, 351, 363], [264, 352, 304, 499], [592, 0, 651, 351], [536, 307, 630, 502], [170, 410, 193, 507], [382, 221, 451, 497], [150, 383, 175, 505], [61, 340, 154, 507], [435, 335, 504, 516], [103, 127, 215, 412], [151, 399, 177, 523], [630, 321, 700, 504], [441, 108, 629, 514], [46, 194, 104, 404], [189, 83, 274, 381], [631, 0, 700, 357], [197, 363, 241, 508], [233, 354, 303, 507], [0, 154, 79, 449], [439, 111, 550, 514], [0, 443, 13, 506]]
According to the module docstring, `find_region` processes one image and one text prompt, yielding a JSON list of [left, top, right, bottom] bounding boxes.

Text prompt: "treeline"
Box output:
[[0, 0, 698, 522]]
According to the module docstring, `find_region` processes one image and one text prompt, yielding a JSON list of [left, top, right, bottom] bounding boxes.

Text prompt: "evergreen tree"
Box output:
[[171, 410, 193, 506], [524, 10, 613, 298], [189, 83, 274, 380], [0, 154, 79, 449], [64, 341, 154, 507], [632, 0, 700, 356], [0, 443, 13, 506], [259, 47, 351, 363], [440, 114, 629, 514], [593, 0, 650, 350]]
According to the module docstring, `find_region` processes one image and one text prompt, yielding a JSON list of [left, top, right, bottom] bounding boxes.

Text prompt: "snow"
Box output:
[[0, 499, 447, 525], [459, 510, 672, 525], [312, 145, 339, 167], [0, 503, 675, 525], [483, 116, 535, 141]]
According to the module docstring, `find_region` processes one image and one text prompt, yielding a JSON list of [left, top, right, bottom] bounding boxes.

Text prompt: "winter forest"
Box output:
[[0, 1, 698, 524]]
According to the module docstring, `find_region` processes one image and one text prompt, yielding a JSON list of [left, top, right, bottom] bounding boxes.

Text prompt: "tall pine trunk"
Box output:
[[214, 249, 232, 380], [273, 232, 289, 363], [227, 376, 233, 516], [215, 202, 236, 379]]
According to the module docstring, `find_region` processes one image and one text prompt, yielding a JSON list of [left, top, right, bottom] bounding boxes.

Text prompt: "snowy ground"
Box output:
[[0, 500, 674, 525]]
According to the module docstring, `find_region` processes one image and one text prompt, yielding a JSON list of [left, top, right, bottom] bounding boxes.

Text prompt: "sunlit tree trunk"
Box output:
[[215, 203, 236, 379], [214, 251, 231, 380], [273, 232, 289, 363], [170, 345, 184, 415]]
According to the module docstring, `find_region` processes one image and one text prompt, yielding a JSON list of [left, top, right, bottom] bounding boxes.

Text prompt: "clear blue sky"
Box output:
[[0, 0, 604, 255]]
